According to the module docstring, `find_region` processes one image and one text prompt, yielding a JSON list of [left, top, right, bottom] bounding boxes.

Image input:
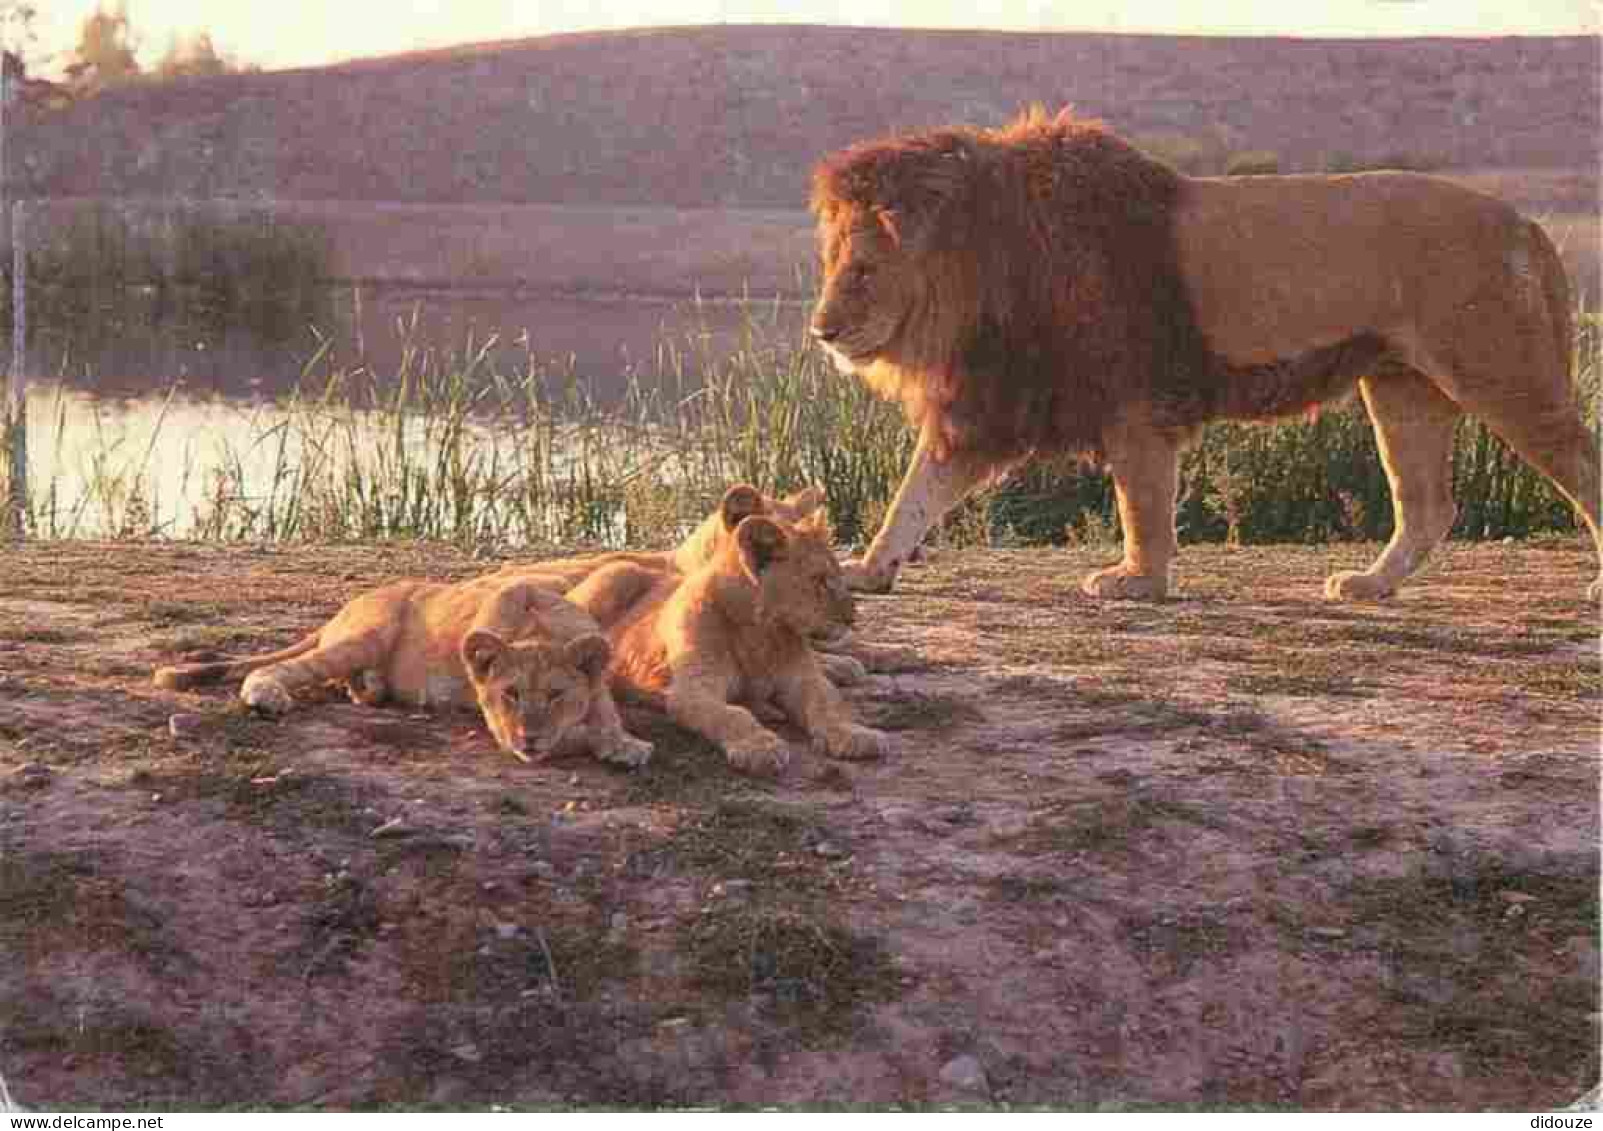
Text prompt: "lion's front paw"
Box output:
[[1081, 565, 1169, 600], [598, 733, 654, 769], [241, 674, 295, 715], [1324, 570, 1395, 602], [724, 730, 792, 776], [820, 653, 869, 687], [841, 557, 897, 594], [818, 723, 888, 762]]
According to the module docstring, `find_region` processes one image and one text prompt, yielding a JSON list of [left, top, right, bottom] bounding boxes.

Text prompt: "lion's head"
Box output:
[[461, 628, 609, 761], [808, 106, 1211, 462], [725, 511, 856, 646]]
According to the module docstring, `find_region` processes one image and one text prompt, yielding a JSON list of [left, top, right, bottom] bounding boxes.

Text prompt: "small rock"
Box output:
[[494, 922, 524, 941], [657, 1017, 692, 1034], [150, 792, 163, 803], [9, 762, 52, 788], [448, 1042, 482, 1064], [1308, 927, 1347, 940], [609, 911, 628, 933], [168, 713, 206, 740], [370, 818, 410, 839], [1498, 890, 1537, 905], [938, 1054, 990, 1095], [813, 841, 848, 859]]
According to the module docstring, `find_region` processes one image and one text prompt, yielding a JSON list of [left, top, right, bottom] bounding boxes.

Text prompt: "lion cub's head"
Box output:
[[461, 629, 610, 761], [728, 511, 856, 645], [671, 482, 826, 574]]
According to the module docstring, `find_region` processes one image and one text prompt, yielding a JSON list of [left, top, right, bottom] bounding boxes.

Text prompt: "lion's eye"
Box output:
[[505, 688, 522, 705]]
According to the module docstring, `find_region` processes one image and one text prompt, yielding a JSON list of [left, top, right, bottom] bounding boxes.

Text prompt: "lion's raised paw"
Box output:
[[1323, 570, 1396, 602], [841, 558, 897, 595]]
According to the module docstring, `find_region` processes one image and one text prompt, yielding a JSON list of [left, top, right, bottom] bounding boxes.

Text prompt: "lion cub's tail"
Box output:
[[153, 632, 321, 690]]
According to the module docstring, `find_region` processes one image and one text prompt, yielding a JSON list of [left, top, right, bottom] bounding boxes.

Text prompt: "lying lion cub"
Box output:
[[153, 576, 652, 767], [501, 484, 873, 687], [570, 510, 888, 776]]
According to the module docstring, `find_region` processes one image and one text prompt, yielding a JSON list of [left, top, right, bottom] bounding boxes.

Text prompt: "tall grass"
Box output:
[[2, 299, 1597, 551], [2, 200, 332, 368]]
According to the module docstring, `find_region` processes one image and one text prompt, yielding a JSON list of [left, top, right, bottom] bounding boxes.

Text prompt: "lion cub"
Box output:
[[570, 510, 888, 776], [500, 484, 872, 688], [153, 576, 652, 767]]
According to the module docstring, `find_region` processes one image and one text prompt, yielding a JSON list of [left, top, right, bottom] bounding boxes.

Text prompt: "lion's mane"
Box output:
[[809, 107, 1364, 462]]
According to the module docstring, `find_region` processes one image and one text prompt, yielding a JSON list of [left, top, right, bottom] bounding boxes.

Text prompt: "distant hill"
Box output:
[[13, 25, 1600, 208]]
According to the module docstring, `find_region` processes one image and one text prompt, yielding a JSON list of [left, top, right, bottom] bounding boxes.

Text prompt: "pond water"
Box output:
[[7, 289, 811, 541]]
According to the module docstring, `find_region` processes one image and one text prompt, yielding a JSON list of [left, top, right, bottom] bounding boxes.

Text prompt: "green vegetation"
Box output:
[[3, 295, 1598, 549], [4, 201, 332, 361]]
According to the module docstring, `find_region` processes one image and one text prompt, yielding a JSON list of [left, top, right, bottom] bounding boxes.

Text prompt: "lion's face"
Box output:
[[462, 630, 609, 761], [735, 514, 857, 645], [809, 208, 918, 374]]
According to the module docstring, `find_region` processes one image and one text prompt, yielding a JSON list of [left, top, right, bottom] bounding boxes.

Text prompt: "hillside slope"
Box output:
[[14, 25, 1599, 208]]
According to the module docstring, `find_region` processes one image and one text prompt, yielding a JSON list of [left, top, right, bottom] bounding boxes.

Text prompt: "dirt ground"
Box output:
[[0, 538, 1598, 1110]]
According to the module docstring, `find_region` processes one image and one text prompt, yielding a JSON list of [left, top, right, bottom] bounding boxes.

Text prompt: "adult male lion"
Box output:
[[809, 107, 1601, 602]]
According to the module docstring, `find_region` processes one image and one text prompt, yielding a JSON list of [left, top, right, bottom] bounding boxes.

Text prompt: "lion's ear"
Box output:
[[879, 146, 968, 252], [564, 632, 611, 679], [462, 629, 509, 681], [719, 484, 765, 532], [735, 516, 788, 579]]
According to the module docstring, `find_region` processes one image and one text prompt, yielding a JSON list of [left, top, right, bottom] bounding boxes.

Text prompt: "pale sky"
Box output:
[[29, 0, 1603, 76]]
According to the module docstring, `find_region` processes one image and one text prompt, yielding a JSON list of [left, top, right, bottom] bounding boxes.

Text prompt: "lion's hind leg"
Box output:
[[241, 632, 392, 715], [1326, 368, 1461, 601], [1403, 271, 1602, 602]]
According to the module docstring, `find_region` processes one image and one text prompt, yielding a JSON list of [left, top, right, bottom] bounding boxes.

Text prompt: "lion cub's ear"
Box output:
[[462, 629, 510, 681], [780, 484, 826, 520], [719, 484, 765, 532], [735, 515, 789, 579], [564, 632, 611, 679]]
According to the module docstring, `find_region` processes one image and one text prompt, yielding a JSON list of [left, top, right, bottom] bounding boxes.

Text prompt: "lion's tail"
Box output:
[[1527, 219, 1575, 380], [153, 631, 321, 690]]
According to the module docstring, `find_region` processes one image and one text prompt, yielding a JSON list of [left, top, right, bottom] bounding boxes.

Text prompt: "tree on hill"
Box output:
[[155, 32, 231, 80], [65, 2, 140, 95]]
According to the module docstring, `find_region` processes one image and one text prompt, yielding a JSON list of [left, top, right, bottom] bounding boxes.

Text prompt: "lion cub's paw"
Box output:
[[240, 673, 295, 715], [820, 653, 869, 687], [1081, 565, 1169, 600], [1323, 570, 1394, 602], [818, 723, 888, 762], [724, 730, 792, 776], [841, 557, 897, 594], [598, 732, 654, 769]]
